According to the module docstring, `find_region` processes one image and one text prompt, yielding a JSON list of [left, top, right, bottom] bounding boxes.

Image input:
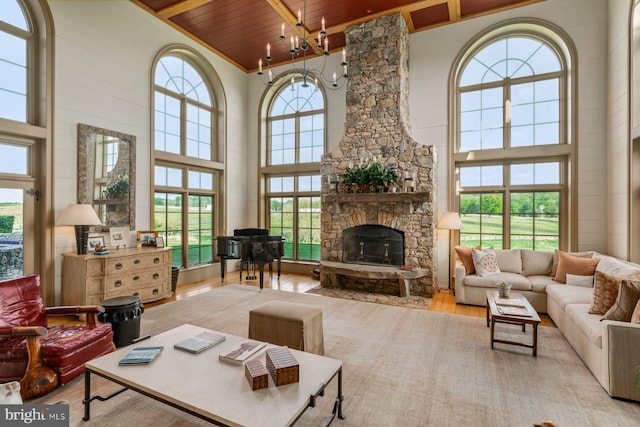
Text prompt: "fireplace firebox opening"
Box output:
[[342, 225, 404, 266]]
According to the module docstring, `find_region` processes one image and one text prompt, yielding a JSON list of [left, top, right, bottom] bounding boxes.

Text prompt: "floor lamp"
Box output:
[[57, 204, 102, 255], [438, 212, 463, 293]]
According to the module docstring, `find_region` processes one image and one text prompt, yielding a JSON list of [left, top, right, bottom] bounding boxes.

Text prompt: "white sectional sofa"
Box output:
[[455, 249, 640, 401]]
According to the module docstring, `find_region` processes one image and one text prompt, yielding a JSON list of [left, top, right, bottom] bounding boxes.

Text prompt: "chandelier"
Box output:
[[257, 0, 347, 89]]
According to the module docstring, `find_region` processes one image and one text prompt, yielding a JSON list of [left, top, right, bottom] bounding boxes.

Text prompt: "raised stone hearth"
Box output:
[[320, 14, 437, 297]]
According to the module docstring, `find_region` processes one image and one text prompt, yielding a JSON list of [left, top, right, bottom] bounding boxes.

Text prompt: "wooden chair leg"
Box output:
[[19, 336, 58, 400]]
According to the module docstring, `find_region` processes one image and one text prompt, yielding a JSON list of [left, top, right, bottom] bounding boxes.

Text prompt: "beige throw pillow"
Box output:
[[631, 300, 640, 324], [603, 279, 640, 322], [553, 251, 600, 284], [565, 274, 594, 287], [589, 271, 623, 315], [472, 248, 500, 277]]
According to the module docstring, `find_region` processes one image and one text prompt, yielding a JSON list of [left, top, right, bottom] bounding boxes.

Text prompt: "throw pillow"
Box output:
[[603, 279, 640, 322], [631, 299, 640, 324], [565, 274, 594, 287], [472, 248, 500, 277], [454, 246, 475, 275], [553, 251, 600, 284], [551, 250, 593, 277], [589, 271, 623, 315]]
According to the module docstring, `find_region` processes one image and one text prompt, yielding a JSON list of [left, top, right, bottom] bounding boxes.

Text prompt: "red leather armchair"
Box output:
[[0, 275, 114, 399]]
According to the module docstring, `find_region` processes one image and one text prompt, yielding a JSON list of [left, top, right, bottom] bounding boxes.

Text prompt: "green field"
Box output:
[[459, 214, 559, 251]]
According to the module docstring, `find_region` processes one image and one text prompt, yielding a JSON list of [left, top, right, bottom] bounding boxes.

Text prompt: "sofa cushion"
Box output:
[[494, 249, 522, 274], [603, 279, 640, 322], [529, 275, 561, 293], [464, 272, 531, 291], [521, 250, 553, 276], [551, 250, 592, 277], [591, 252, 640, 276], [553, 251, 600, 284], [455, 246, 475, 275], [565, 303, 603, 348], [472, 248, 500, 277], [546, 284, 593, 310]]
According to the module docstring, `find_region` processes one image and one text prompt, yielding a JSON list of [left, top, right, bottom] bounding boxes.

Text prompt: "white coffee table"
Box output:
[[83, 324, 344, 426]]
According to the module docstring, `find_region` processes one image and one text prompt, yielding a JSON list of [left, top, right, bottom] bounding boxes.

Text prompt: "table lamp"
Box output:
[[438, 212, 463, 292], [57, 204, 102, 255]]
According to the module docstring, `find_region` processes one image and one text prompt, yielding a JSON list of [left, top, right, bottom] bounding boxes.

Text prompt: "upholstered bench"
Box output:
[[248, 301, 324, 355]]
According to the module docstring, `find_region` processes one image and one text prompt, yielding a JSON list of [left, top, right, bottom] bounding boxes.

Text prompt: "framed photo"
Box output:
[[155, 236, 165, 248], [109, 226, 129, 248], [87, 234, 106, 251], [137, 230, 158, 247]]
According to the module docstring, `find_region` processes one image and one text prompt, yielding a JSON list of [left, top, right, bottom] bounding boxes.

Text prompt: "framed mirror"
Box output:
[[78, 124, 136, 231]]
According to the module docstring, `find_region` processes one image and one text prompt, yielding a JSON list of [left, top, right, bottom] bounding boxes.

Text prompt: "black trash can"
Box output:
[[99, 296, 144, 348], [171, 267, 180, 293]]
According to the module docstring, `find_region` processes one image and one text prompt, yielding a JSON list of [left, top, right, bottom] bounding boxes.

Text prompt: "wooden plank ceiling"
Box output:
[[131, 0, 544, 72]]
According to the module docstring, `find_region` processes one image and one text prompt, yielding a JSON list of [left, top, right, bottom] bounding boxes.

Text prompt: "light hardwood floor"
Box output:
[[145, 272, 555, 327]]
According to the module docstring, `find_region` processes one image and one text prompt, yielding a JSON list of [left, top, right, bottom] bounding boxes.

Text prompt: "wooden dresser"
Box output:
[[62, 247, 173, 305]]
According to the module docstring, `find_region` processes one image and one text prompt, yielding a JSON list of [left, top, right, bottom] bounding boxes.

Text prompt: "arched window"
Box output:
[[451, 21, 576, 251], [0, 0, 29, 122], [152, 48, 224, 269], [0, 0, 50, 283], [261, 76, 326, 261]]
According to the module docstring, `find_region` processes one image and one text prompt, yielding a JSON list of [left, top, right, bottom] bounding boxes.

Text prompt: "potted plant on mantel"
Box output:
[[340, 158, 400, 193], [103, 176, 129, 200]]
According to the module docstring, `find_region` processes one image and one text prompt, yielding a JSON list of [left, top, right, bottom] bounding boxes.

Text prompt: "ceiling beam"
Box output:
[[323, 0, 447, 36], [156, 0, 213, 19], [447, 0, 461, 22]]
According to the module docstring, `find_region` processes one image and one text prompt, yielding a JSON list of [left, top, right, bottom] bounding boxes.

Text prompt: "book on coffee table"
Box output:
[[496, 305, 532, 317], [174, 331, 226, 354], [219, 341, 266, 365], [495, 298, 526, 307], [119, 346, 164, 365]]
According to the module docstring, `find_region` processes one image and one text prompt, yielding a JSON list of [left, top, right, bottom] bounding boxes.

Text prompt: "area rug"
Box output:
[[305, 285, 431, 310], [32, 284, 640, 426]]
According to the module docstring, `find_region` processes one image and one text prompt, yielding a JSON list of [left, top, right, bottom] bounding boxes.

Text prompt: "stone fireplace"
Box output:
[[320, 14, 437, 297]]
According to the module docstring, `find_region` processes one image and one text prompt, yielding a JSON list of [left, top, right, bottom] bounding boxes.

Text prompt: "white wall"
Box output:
[[407, 0, 609, 287], [607, 0, 631, 259], [49, 0, 247, 303]]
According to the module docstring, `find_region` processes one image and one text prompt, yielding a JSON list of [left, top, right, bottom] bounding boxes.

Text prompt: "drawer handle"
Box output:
[[114, 280, 122, 287], [134, 259, 141, 264], [152, 288, 159, 295], [154, 257, 160, 264], [115, 263, 123, 270], [133, 275, 140, 281], [153, 273, 159, 280]]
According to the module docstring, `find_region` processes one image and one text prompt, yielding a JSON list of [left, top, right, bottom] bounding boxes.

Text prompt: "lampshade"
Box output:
[[438, 212, 463, 230], [57, 204, 102, 255], [57, 204, 102, 226]]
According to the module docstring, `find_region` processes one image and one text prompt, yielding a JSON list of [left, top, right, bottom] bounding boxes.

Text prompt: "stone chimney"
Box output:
[[320, 14, 438, 297]]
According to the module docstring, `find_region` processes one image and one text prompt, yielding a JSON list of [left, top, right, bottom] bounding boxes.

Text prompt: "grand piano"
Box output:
[[215, 228, 285, 290]]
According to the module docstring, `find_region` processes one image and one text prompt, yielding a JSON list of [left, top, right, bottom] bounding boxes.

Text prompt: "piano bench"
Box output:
[[248, 301, 324, 355]]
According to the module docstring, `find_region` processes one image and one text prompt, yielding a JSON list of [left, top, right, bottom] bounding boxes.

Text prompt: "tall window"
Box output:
[[262, 77, 325, 261], [0, 0, 48, 282], [152, 51, 222, 268], [452, 24, 575, 251]]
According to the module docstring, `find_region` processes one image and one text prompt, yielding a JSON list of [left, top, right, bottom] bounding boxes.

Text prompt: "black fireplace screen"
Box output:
[[342, 225, 404, 266]]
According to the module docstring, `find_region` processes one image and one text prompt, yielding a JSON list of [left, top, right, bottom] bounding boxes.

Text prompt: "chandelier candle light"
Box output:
[[257, 0, 347, 89]]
